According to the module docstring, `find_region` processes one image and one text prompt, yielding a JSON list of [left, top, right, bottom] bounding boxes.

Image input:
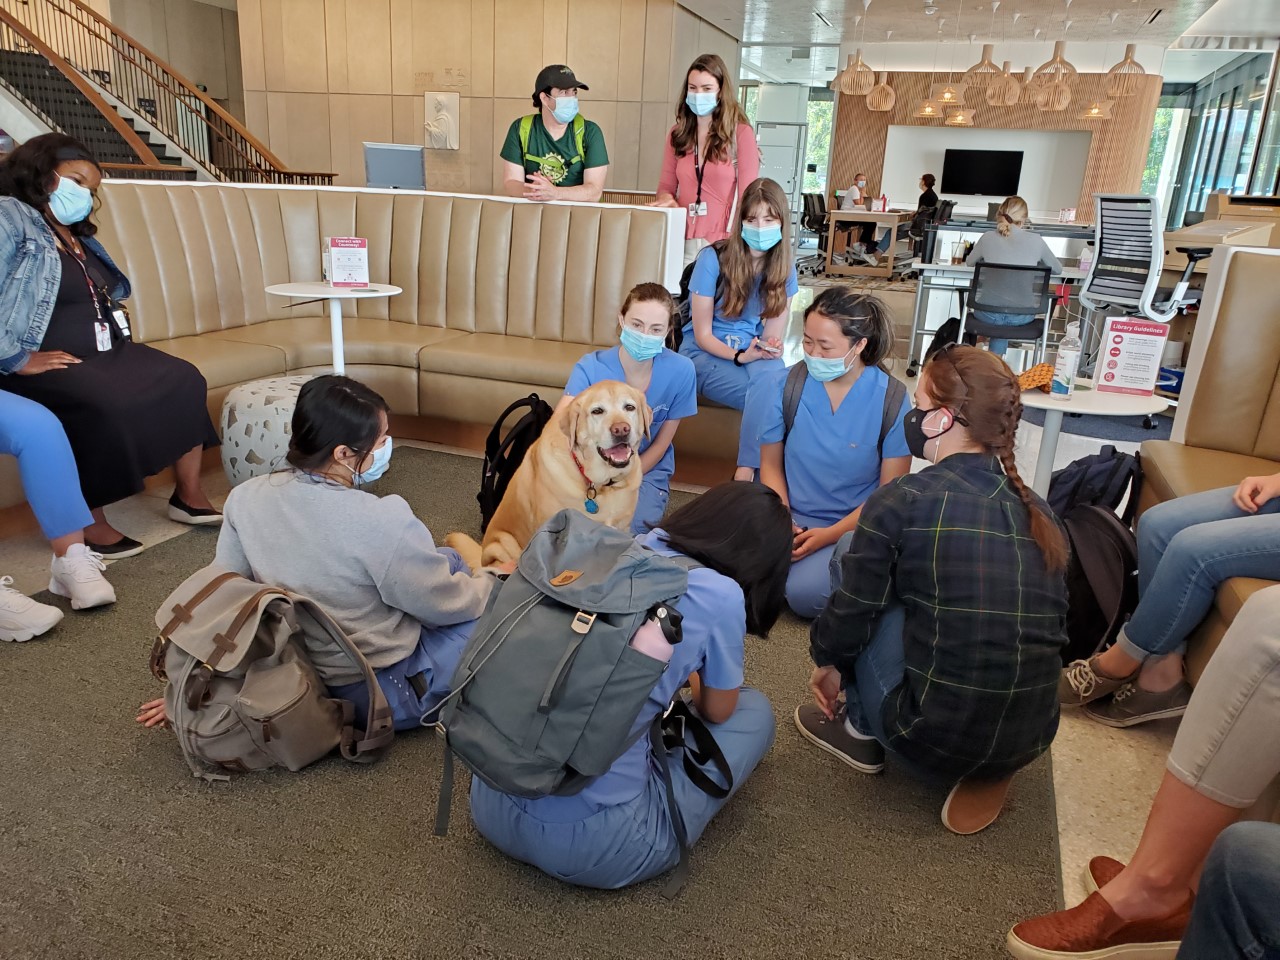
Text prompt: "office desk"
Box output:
[[921, 219, 1095, 264], [905, 260, 1087, 369], [825, 209, 914, 279]]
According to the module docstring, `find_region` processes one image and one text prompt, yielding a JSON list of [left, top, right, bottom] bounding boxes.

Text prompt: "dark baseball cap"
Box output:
[[535, 64, 588, 94]]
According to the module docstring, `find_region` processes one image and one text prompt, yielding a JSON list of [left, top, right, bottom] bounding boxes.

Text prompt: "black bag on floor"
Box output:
[[923, 316, 977, 362], [1061, 504, 1139, 664], [672, 240, 727, 353], [477, 393, 553, 533], [1047, 445, 1142, 522]]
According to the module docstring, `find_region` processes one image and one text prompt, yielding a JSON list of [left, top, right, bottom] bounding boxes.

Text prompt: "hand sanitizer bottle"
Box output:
[[1051, 322, 1082, 400]]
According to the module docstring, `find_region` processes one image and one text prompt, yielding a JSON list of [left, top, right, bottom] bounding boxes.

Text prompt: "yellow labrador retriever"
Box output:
[[447, 380, 650, 569]]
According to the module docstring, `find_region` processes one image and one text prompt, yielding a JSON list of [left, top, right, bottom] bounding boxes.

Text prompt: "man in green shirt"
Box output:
[[500, 64, 609, 203]]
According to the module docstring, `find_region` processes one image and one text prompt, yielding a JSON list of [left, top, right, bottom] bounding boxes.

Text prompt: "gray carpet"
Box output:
[[1, 447, 1062, 959]]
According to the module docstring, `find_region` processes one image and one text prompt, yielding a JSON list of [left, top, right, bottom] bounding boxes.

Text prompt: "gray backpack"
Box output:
[[150, 566, 395, 781], [433, 510, 728, 894]]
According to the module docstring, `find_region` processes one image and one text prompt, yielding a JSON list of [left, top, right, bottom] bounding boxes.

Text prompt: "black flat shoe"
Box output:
[[167, 493, 223, 526], [85, 535, 146, 560]]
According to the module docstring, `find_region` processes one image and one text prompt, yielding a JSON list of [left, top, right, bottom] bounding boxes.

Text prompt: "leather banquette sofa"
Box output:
[[1137, 247, 1280, 684], [0, 181, 744, 512]]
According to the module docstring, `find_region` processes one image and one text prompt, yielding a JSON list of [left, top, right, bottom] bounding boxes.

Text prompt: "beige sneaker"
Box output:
[[941, 774, 1015, 835], [49, 545, 116, 610], [0, 575, 63, 642], [1059, 655, 1136, 706]]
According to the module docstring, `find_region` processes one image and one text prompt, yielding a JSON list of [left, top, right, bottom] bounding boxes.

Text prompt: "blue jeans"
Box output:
[[679, 336, 783, 469], [469, 688, 776, 889], [1119, 486, 1280, 662], [972, 310, 1030, 356], [0, 389, 93, 540], [1177, 821, 1280, 960]]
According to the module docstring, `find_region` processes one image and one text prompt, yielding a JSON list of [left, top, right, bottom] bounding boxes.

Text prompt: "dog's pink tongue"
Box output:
[[605, 443, 632, 460]]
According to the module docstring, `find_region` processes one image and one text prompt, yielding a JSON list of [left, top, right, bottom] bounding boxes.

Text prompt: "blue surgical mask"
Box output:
[[551, 96, 579, 124], [802, 347, 856, 383], [685, 92, 717, 116], [49, 175, 93, 225], [351, 438, 393, 486], [741, 223, 782, 252], [620, 326, 665, 362]]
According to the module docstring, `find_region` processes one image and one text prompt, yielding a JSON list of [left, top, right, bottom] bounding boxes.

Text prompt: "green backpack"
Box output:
[[519, 113, 586, 173]]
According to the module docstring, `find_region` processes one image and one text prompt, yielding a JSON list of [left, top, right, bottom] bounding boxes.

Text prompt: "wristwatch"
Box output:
[[732, 348, 746, 366]]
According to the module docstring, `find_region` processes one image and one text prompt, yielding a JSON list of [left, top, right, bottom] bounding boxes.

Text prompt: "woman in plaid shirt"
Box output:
[[795, 345, 1069, 835]]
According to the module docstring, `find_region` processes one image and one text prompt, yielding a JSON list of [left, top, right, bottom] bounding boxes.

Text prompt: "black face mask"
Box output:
[[903, 406, 954, 461]]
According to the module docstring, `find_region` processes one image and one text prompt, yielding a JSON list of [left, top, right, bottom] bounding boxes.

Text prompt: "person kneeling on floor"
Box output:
[[795, 345, 1069, 835], [468, 481, 792, 889], [137, 375, 506, 732]]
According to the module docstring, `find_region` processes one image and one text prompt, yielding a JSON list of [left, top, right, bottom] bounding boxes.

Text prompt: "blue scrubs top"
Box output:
[[759, 364, 911, 527], [565, 347, 698, 485], [502, 529, 745, 813], [682, 245, 800, 349]]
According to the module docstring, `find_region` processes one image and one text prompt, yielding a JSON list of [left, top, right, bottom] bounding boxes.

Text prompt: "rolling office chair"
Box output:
[[797, 193, 829, 277], [1078, 193, 1214, 427], [956, 262, 1055, 372]]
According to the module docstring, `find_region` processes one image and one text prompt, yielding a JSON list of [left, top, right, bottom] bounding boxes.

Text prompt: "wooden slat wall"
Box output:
[[829, 72, 1162, 223]]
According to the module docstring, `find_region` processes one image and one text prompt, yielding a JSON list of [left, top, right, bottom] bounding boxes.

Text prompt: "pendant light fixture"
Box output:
[[929, 79, 968, 106], [944, 107, 976, 126], [1105, 43, 1146, 97], [1033, 40, 1078, 87], [1077, 99, 1113, 120], [913, 15, 946, 121], [1020, 66, 1037, 102], [867, 72, 896, 111], [964, 1, 1003, 86], [839, 50, 876, 96], [1036, 79, 1072, 111], [986, 61, 1021, 106]]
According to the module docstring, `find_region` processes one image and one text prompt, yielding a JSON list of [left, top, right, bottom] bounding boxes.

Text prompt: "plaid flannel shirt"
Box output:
[[811, 453, 1068, 781]]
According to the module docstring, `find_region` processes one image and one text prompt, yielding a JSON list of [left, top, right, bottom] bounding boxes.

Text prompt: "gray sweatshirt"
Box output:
[[214, 470, 494, 684], [965, 225, 1063, 312]]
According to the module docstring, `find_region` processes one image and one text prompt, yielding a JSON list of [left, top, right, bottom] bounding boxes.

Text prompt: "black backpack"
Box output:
[[1047, 446, 1142, 522], [923, 316, 977, 363], [477, 393, 553, 533], [672, 241, 728, 353], [1061, 504, 1139, 664], [782, 363, 908, 457]]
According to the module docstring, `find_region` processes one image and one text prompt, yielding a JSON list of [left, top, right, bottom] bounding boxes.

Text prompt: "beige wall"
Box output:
[[106, 0, 245, 120], [235, 0, 739, 187]]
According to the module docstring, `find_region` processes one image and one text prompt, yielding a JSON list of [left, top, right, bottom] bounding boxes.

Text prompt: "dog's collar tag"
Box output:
[[584, 486, 600, 514]]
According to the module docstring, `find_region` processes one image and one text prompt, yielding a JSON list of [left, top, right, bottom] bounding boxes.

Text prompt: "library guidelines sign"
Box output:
[[1097, 318, 1170, 396]]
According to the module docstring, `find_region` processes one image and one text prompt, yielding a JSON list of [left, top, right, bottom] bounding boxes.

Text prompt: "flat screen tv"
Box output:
[[941, 149, 1023, 196]]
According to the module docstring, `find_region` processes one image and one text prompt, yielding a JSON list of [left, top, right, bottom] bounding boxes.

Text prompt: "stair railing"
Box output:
[[0, 11, 174, 177], [0, 0, 334, 184]]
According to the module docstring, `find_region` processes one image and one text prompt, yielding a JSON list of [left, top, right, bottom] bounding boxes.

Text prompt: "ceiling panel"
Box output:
[[683, 0, 1227, 47]]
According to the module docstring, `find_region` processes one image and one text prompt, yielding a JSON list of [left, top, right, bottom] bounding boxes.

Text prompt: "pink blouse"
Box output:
[[657, 123, 760, 242]]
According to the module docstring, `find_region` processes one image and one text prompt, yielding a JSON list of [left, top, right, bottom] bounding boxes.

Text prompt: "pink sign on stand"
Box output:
[[1097, 317, 1170, 396], [326, 237, 369, 288]]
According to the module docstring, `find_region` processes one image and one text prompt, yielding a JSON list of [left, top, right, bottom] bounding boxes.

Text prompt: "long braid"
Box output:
[[992, 379, 1068, 573]]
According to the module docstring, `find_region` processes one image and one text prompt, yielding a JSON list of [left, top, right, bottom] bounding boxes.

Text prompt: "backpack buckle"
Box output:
[[570, 611, 597, 635]]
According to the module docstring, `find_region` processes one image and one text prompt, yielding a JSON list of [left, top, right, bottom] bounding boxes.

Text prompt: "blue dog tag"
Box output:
[[584, 498, 599, 514]]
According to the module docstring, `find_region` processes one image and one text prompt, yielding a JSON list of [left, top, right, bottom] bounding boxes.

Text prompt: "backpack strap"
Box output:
[[519, 114, 586, 165], [781, 362, 808, 444], [573, 114, 586, 164], [723, 127, 740, 233], [518, 115, 534, 160], [877, 374, 908, 459]]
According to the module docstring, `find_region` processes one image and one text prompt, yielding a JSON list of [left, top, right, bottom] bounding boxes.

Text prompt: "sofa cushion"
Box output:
[[205, 317, 469, 370], [1140, 440, 1279, 503], [146, 336, 287, 389], [1216, 577, 1276, 623], [418, 333, 594, 388]]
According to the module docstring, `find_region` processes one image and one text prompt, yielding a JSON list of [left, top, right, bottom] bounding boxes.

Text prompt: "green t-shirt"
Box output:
[[500, 114, 609, 188]]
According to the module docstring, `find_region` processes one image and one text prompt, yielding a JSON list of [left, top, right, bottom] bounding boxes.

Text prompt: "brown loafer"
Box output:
[[941, 774, 1014, 835], [1007, 890, 1189, 959], [1084, 855, 1125, 895]]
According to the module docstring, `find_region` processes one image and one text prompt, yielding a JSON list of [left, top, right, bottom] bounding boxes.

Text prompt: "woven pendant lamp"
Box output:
[[944, 107, 976, 127], [930, 79, 968, 106], [913, 98, 944, 120], [986, 61, 1021, 106], [1033, 41, 1078, 86], [866, 73, 896, 112], [963, 43, 1002, 87], [839, 49, 876, 96], [1020, 67, 1038, 103], [1106, 44, 1146, 97], [1035, 79, 1072, 112], [1078, 99, 1113, 120]]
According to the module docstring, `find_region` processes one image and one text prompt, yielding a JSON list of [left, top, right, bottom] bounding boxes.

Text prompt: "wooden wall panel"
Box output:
[[829, 72, 1162, 223]]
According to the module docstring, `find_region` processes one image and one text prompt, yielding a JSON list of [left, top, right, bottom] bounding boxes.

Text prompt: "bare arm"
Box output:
[[501, 160, 529, 198], [689, 672, 738, 724], [691, 295, 736, 360], [538, 165, 606, 203], [639, 419, 681, 474], [759, 293, 794, 346], [758, 441, 789, 507]]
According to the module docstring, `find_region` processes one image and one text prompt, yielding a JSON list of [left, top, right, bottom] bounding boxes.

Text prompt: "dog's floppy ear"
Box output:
[[559, 396, 581, 450], [639, 395, 653, 440]]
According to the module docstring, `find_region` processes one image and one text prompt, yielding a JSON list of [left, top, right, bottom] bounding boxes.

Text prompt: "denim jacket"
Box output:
[[0, 195, 131, 374]]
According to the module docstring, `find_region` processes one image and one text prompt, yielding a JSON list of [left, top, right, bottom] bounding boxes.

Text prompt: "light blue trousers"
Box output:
[[784, 513, 842, 619], [0, 389, 93, 541], [632, 472, 669, 536], [468, 687, 776, 890], [679, 337, 783, 469]]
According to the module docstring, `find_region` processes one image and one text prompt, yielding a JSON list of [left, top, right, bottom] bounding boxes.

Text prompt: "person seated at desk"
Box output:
[[964, 196, 1062, 358], [908, 173, 939, 238], [838, 172, 881, 266]]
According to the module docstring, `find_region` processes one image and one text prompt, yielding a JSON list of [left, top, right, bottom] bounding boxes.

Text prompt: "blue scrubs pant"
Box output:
[[468, 687, 776, 889], [632, 472, 669, 536], [785, 512, 841, 619], [0, 390, 93, 540], [680, 338, 782, 468]]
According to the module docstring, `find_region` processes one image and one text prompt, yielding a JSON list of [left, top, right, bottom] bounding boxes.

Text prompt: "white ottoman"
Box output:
[[220, 375, 314, 487]]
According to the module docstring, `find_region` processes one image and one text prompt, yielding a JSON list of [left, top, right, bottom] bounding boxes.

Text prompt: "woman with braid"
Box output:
[[794, 345, 1068, 835]]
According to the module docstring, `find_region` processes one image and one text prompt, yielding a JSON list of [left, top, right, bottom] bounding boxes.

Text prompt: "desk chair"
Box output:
[[798, 193, 829, 277], [957, 262, 1054, 371], [1079, 194, 1213, 324]]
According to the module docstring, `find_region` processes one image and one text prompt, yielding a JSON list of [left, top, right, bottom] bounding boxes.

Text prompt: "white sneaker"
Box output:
[[49, 544, 117, 610], [0, 575, 63, 641]]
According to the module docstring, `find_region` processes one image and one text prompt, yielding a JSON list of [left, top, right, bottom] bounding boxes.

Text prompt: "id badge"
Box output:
[[688, 201, 708, 218], [94, 321, 112, 352], [110, 304, 131, 339]]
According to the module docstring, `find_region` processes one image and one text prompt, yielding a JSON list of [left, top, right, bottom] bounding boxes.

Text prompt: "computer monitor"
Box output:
[[987, 202, 1002, 221], [363, 142, 426, 190]]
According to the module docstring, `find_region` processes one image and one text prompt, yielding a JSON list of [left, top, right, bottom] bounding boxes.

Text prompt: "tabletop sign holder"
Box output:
[[323, 237, 369, 288], [1096, 317, 1170, 396]]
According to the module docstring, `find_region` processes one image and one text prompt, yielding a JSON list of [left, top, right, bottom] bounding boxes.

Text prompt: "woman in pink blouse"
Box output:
[[652, 54, 760, 266]]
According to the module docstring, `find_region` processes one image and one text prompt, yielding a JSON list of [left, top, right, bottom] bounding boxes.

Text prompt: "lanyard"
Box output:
[[692, 136, 708, 208], [51, 229, 105, 323]]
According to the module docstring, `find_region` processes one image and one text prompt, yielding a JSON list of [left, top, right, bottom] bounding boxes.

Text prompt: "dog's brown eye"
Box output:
[[624, 403, 636, 412], [591, 407, 605, 415]]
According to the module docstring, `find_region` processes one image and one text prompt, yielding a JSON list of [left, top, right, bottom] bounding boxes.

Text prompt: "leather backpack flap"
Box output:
[[155, 565, 283, 672]]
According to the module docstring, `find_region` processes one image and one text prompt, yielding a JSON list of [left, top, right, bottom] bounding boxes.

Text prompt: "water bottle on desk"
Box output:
[[1051, 322, 1082, 400]]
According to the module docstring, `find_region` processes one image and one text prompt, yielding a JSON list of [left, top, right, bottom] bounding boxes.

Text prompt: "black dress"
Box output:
[[4, 245, 219, 509]]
